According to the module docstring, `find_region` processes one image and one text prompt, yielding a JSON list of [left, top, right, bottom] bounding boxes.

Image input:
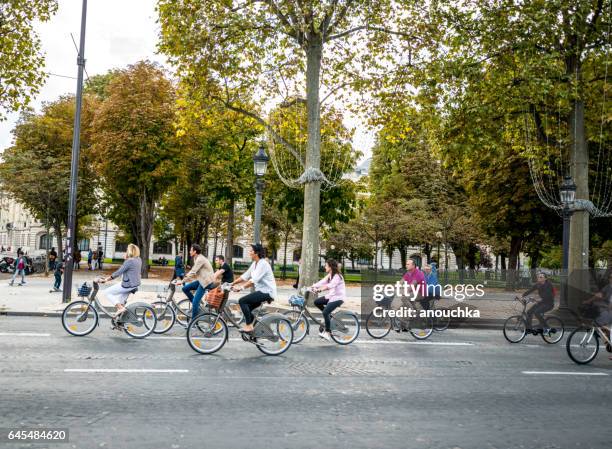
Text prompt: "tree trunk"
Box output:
[[203, 219, 210, 257], [225, 199, 235, 265], [212, 232, 218, 269], [506, 236, 522, 290], [399, 246, 407, 270], [299, 37, 323, 289], [282, 231, 289, 280], [136, 191, 155, 278]]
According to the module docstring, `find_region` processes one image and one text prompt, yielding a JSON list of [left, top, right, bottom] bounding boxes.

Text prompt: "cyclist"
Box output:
[[175, 244, 214, 320], [309, 258, 346, 342], [101, 243, 142, 319], [213, 255, 234, 284], [584, 272, 612, 351], [521, 272, 555, 334], [231, 244, 276, 333]]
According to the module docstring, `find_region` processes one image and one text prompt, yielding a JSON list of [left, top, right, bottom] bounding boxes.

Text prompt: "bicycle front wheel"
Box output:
[[62, 301, 98, 336], [366, 311, 392, 339], [255, 316, 293, 356], [151, 301, 176, 334], [330, 311, 360, 345], [566, 327, 599, 365], [541, 316, 564, 344], [503, 315, 526, 343], [409, 316, 433, 340], [123, 305, 157, 339], [283, 309, 309, 343], [187, 313, 227, 354]]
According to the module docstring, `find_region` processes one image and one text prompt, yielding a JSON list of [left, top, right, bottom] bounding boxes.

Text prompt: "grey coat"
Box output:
[[111, 257, 142, 289]]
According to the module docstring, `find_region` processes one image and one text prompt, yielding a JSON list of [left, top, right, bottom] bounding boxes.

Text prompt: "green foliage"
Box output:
[[0, 0, 58, 120], [91, 61, 179, 275], [0, 95, 98, 252]]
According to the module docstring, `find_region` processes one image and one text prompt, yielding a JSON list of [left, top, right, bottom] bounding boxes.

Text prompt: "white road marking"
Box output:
[[522, 371, 609, 376], [355, 340, 473, 346], [64, 369, 189, 373], [0, 332, 51, 337]]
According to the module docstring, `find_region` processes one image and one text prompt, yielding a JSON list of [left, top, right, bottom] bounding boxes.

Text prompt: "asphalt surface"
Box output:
[[0, 315, 611, 449]]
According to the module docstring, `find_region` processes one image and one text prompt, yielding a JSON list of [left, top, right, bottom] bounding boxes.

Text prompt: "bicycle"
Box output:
[[365, 295, 434, 340], [173, 282, 245, 328], [283, 288, 360, 345], [61, 280, 157, 339], [566, 304, 612, 365], [421, 296, 451, 332], [502, 296, 564, 344], [149, 283, 192, 333], [186, 283, 293, 356]]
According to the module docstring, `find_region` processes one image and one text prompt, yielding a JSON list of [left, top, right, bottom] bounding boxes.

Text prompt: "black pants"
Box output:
[[314, 297, 344, 332], [239, 291, 272, 325], [419, 297, 432, 311], [526, 301, 554, 329]]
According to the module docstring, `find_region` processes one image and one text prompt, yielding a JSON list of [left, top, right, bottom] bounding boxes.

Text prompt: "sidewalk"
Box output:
[[0, 270, 527, 327]]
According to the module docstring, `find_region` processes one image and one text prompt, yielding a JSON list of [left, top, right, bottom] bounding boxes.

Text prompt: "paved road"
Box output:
[[0, 316, 611, 449]]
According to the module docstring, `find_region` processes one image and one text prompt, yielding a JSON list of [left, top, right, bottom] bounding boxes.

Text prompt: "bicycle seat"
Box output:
[[129, 288, 138, 295]]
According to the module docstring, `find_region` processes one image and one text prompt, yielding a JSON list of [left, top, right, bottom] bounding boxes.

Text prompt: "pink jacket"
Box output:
[[313, 274, 346, 303]]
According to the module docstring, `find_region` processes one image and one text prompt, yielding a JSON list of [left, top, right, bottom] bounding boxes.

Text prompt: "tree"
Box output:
[[157, 0, 436, 287], [0, 0, 58, 120], [90, 61, 179, 277], [0, 95, 98, 254]]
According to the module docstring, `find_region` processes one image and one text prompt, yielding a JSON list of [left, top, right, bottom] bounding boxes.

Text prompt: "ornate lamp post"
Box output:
[[253, 143, 269, 245], [559, 175, 576, 309]]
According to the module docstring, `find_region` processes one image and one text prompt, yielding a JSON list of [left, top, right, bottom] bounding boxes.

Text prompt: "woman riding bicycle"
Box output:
[[309, 258, 346, 342], [101, 243, 141, 319], [231, 244, 277, 333]]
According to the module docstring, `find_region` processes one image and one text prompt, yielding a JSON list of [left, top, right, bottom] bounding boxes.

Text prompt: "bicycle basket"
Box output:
[[206, 287, 225, 310], [375, 295, 394, 309], [579, 304, 600, 320], [288, 295, 305, 307], [77, 283, 92, 298]]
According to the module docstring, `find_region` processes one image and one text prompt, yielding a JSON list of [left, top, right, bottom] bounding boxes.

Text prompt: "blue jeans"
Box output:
[[183, 281, 215, 319], [53, 273, 61, 289]]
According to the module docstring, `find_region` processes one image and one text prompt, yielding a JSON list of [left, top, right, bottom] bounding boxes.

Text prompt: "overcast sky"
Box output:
[[0, 0, 373, 159]]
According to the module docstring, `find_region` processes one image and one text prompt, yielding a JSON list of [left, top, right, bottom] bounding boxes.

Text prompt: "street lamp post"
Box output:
[[253, 143, 269, 245], [559, 175, 576, 309]]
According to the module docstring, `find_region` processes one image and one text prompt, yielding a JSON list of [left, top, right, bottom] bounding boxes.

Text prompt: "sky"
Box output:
[[0, 0, 374, 159]]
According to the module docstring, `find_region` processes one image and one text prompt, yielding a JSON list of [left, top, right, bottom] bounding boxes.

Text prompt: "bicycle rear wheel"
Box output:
[[503, 315, 526, 343], [541, 316, 564, 344], [187, 313, 227, 354], [283, 309, 309, 343], [151, 301, 176, 334], [62, 301, 98, 336], [330, 311, 360, 345], [566, 327, 599, 365], [432, 307, 451, 331], [254, 315, 293, 356], [175, 299, 192, 327], [365, 311, 392, 339], [123, 305, 157, 339]]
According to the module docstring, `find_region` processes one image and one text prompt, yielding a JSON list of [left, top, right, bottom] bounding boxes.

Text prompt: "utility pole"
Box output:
[[62, 0, 88, 303]]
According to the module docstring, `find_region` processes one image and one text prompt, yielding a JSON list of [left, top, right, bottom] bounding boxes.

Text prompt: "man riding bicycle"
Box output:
[[522, 272, 555, 334], [583, 272, 612, 358], [175, 244, 214, 320], [230, 244, 276, 334]]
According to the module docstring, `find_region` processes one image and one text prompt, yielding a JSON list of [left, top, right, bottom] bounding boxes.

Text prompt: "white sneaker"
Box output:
[[319, 331, 332, 342]]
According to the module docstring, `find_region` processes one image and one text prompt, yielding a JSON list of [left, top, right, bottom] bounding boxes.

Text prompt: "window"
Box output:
[[39, 234, 53, 250], [153, 241, 172, 255], [115, 241, 128, 252], [77, 239, 90, 251], [233, 245, 244, 258]]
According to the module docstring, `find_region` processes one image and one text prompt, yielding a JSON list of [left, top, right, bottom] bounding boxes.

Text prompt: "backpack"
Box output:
[[17, 258, 24, 270]]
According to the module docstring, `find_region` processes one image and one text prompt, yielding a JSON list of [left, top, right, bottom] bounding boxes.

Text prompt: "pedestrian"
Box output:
[[73, 250, 81, 270], [172, 252, 185, 281], [293, 258, 302, 289], [52, 258, 64, 292], [87, 249, 93, 271], [174, 244, 214, 320], [97, 243, 104, 270], [48, 247, 57, 271], [9, 250, 26, 286]]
